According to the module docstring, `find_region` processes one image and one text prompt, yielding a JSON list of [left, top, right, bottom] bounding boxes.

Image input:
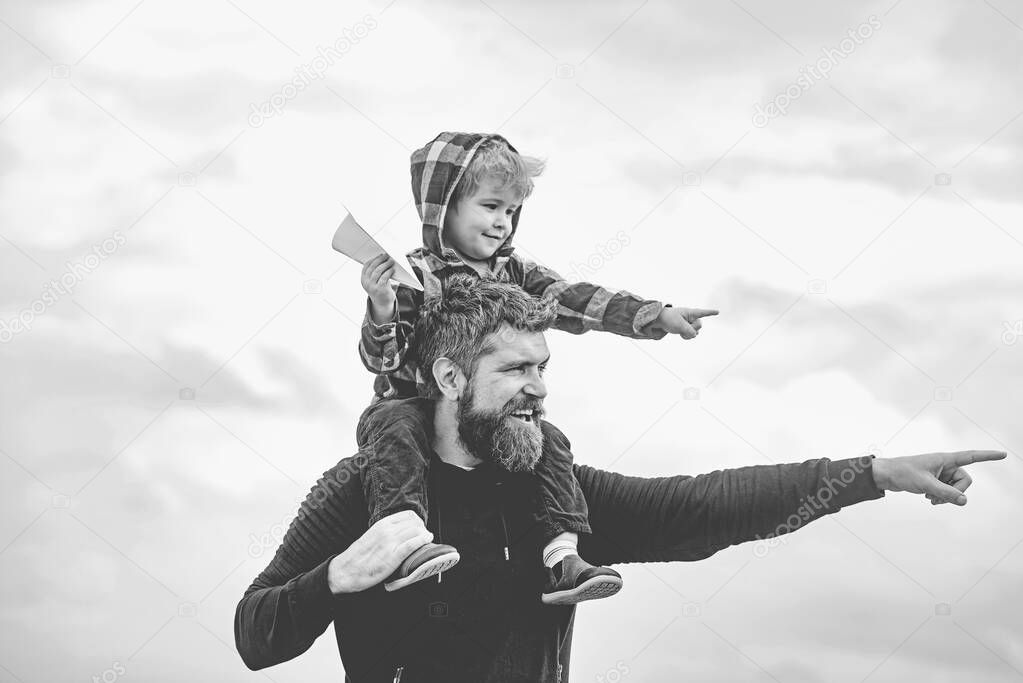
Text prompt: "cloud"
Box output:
[[2, 0, 1021, 680], [703, 275, 1023, 441]]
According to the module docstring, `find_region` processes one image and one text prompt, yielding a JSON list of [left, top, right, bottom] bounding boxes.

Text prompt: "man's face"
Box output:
[[442, 177, 521, 263], [456, 325, 549, 472]]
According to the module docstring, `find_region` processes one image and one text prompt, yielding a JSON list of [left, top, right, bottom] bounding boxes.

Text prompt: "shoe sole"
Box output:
[[384, 551, 461, 592], [541, 575, 623, 605]]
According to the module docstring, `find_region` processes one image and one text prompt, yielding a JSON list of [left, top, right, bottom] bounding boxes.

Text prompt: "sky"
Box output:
[[1, 0, 1022, 680]]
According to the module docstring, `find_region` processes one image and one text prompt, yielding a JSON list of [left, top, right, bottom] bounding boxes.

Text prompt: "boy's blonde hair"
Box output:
[[449, 138, 546, 209]]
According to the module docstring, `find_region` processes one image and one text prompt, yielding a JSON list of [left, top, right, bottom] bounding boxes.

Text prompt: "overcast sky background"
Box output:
[[1, 0, 1022, 680]]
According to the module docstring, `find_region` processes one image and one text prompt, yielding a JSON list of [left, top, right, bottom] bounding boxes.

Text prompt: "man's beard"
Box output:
[[457, 383, 545, 473]]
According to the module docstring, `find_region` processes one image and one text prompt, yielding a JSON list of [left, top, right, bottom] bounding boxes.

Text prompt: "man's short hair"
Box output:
[[415, 274, 558, 398]]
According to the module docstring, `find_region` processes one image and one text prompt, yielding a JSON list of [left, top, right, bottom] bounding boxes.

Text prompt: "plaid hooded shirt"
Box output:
[[359, 131, 671, 399]]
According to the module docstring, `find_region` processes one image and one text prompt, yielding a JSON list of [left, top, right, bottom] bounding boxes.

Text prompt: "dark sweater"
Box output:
[[234, 424, 884, 681]]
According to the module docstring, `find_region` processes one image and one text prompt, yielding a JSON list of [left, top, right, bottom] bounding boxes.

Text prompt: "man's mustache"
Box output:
[[503, 398, 545, 419]]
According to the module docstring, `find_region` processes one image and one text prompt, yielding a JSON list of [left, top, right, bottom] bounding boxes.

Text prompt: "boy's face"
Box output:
[[443, 177, 522, 262]]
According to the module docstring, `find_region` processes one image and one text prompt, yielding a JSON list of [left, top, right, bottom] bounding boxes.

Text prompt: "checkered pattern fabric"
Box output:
[[358, 131, 669, 399]]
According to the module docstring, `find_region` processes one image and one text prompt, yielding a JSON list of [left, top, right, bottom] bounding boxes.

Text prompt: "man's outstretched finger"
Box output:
[[950, 450, 1007, 466]]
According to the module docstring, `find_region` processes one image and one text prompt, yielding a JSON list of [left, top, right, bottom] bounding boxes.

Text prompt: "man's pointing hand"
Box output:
[[872, 450, 1006, 506]]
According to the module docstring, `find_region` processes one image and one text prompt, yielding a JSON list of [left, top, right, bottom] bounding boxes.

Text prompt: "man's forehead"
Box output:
[[480, 326, 549, 363]]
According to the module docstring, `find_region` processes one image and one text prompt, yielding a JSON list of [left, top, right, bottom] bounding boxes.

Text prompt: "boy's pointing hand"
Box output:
[[654, 307, 719, 340]]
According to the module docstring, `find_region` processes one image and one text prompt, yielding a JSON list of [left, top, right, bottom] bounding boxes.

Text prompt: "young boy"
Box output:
[[356, 131, 717, 604]]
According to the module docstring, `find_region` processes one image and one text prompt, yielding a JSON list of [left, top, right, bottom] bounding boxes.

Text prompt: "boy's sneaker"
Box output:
[[384, 542, 461, 592], [541, 554, 623, 605]]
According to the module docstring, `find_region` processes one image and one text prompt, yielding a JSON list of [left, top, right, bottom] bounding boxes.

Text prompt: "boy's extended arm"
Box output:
[[234, 458, 369, 670], [358, 284, 422, 375], [514, 256, 669, 339], [573, 448, 884, 565]]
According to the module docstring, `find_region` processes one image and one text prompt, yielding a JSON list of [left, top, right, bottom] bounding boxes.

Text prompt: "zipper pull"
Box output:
[[393, 665, 404, 682], [504, 546, 509, 561]]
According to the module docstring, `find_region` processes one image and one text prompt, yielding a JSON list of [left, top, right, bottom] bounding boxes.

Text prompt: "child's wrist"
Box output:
[[369, 297, 396, 324]]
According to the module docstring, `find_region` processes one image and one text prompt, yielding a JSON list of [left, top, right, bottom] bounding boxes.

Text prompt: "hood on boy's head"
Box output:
[[409, 131, 523, 259]]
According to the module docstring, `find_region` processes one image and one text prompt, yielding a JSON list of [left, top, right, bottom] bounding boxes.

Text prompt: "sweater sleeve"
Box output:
[[574, 452, 885, 566], [234, 456, 370, 670], [357, 285, 421, 375], [511, 254, 668, 338]]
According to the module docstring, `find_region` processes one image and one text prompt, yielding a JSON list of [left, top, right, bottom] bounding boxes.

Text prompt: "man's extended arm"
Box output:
[[575, 456, 882, 566], [568, 417, 1005, 565]]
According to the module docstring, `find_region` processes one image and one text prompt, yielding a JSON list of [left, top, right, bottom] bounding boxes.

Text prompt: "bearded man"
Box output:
[[234, 274, 1004, 682]]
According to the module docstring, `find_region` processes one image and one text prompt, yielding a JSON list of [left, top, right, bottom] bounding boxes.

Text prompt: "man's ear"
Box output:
[[432, 357, 465, 400]]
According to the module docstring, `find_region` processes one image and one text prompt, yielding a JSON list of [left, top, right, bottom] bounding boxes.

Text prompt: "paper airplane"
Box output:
[[331, 206, 422, 291]]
